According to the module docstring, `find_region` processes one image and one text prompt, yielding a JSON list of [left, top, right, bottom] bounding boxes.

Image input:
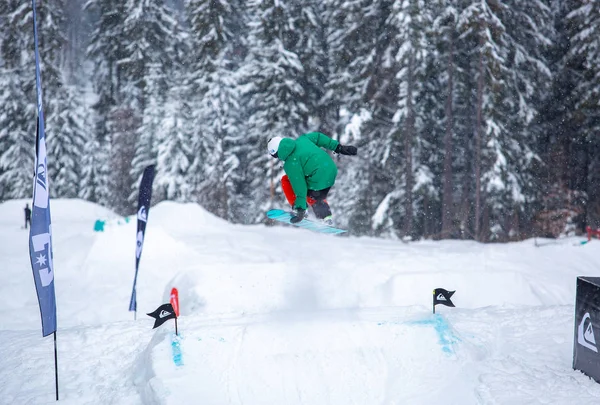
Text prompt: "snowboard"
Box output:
[[267, 209, 346, 235]]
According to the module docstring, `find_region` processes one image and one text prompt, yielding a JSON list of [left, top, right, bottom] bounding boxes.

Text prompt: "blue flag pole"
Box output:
[[129, 165, 156, 319], [29, 0, 58, 400]]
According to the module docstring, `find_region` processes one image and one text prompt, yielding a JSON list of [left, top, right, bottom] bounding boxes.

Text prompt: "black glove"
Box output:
[[290, 208, 307, 224], [335, 144, 358, 156]]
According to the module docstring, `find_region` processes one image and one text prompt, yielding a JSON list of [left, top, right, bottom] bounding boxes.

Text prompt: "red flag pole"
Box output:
[[170, 287, 180, 335]]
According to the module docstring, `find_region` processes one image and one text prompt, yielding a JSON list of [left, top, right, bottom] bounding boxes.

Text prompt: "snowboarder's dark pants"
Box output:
[[281, 176, 332, 219], [25, 217, 31, 229], [307, 188, 332, 219]]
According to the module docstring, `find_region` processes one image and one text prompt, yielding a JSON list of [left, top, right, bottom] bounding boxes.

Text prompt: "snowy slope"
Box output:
[[1, 199, 600, 404]]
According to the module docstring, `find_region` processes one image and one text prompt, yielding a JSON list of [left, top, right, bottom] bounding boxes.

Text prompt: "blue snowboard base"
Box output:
[[267, 209, 346, 235]]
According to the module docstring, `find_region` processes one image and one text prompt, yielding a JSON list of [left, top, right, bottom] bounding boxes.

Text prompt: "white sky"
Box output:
[[1, 198, 600, 404]]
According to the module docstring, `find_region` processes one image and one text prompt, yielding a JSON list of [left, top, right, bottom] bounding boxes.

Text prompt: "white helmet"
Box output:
[[267, 136, 283, 158]]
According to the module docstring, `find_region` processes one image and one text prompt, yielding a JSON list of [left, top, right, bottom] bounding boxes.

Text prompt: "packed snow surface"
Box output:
[[1, 199, 600, 404]]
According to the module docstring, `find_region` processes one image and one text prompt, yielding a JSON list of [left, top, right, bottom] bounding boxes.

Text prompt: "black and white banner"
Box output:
[[129, 165, 156, 312], [433, 288, 456, 308], [573, 276, 600, 383], [28, 0, 57, 337], [147, 303, 177, 329]]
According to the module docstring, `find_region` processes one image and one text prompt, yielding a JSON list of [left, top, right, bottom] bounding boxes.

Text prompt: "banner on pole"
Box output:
[[433, 288, 456, 308], [573, 277, 600, 383], [147, 303, 177, 329], [29, 0, 57, 337], [129, 165, 156, 312]]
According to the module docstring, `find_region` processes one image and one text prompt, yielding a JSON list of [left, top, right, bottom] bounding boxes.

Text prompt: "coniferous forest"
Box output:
[[0, 0, 599, 242]]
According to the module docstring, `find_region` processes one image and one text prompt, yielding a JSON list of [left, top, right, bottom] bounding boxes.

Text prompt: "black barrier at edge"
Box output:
[[573, 276, 600, 383]]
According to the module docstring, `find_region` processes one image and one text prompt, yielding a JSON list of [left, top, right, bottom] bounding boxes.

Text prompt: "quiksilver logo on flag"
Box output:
[[136, 231, 144, 259], [433, 288, 456, 308], [578, 312, 598, 353], [34, 142, 48, 209], [138, 206, 147, 222], [147, 303, 177, 329]]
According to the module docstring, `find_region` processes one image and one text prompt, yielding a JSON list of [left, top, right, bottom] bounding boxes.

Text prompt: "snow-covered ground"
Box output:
[[1, 198, 600, 404]]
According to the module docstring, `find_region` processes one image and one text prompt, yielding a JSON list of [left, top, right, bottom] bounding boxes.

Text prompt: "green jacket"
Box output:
[[278, 132, 340, 210]]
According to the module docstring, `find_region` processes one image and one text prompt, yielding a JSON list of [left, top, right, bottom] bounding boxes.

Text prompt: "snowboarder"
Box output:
[[267, 132, 357, 224], [24, 203, 31, 229]]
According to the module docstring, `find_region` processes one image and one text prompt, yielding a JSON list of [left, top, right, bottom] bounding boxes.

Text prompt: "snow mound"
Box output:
[[149, 201, 230, 230], [3, 198, 600, 403]]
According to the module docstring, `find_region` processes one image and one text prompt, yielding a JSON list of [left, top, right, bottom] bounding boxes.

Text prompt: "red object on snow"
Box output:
[[170, 288, 180, 317], [587, 226, 600, 242]]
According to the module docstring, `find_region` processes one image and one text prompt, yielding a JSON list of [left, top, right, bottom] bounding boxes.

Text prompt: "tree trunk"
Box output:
[[65, 0, 83, 80], [441, 32, 455, 238], [458, 174, 472, 239], [586, 135, 600, 230], [403, 53, 415, 237], [109, 106, 138, 215], [474, 23, 485, 242]]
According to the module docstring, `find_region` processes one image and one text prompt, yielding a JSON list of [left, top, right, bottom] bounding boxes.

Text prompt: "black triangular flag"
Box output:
[[433, 288, 456, 307], [147, 303, 177, 329]]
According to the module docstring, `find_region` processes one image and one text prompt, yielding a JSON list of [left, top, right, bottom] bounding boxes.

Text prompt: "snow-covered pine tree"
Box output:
[[192, 63, 243, 218], [156, 77, 193, 202], [458, 0, 508, 241], [386, 0, 434, 238], [413, 38, 445, 237], [185, 0, 244, 219], [132, 3, 188, 207], [533, 0, 576, 236], [430, 0, 462, 239], [120, 0, 178, 112], [337, 0, 433, 239], [326, 0, 385, 115], [239, 0, 312, 222], [0, 64, 35, 199], [106, 0, 179, 214], [497, 0, 552, 240], [321, 0, 358, 138], [31, 0, 88, 199], [64, 0, 90, 83], [85, 0, 128, 208], [448, 0, 480, 240], [106, 103, 138, 214], [0, 2, 38, 199], [326, 0, 398, 235], [0, 4, 6, 200], [0, 74, 34, 200], [47, 81, 87, 198], [294, 2, 332, 133], [567, 0, 600, 228], [129, 62, 163, 205], [457, 0, 551, 241], [79, 130, 106, 203]]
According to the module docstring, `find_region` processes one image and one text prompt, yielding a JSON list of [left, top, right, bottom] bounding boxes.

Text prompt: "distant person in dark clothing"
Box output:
[[24, 204, 31, 229]]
